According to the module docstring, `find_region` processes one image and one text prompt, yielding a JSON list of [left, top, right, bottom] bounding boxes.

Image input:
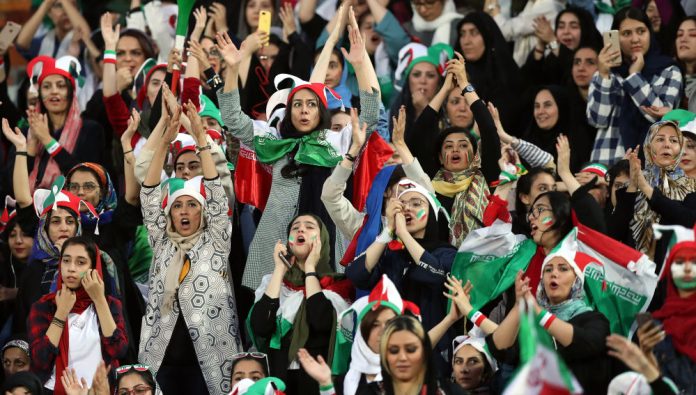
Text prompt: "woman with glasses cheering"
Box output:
[[115, 364, 159, 395]]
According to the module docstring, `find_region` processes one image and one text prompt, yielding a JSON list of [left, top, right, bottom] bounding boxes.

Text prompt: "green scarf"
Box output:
[[254, 130, 342, 167], [595, 0, 631, 15]]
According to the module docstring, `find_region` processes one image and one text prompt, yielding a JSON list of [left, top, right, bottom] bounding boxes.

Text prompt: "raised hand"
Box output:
[[61, 368, 88, 395], [116, 67, 134, 92], [443, 275, 474, 318], [598, 43, 621, 78], [629, 51, 645, 75], [349, 107, 366, 150], [514, 270, 531, 302], [279, 2, 297, 41], [122, 108, 140, 145], [216, 31, 245, 68], [81, 269, 106, 304], [273, 240, 292, 271], [188, 39, 212, 70], [91, 361, 110, 395], [556, 134, 571, 174], [100, 12, 120, 50], [305, 233, 322, 272], [446, 52, 468, 88], [191, 6, 208, 41], [209, 2, 229, 33], [327, 5, 347, 45], [55, 284, 77, 319], [184, 100, 206, 144], [297, 348, 333, 387], [636, 321, 665, 356], [391, 105, 407, 148], [27, 110, 51, 145], [606, 334, 660, 381], [340, 7, 366, 66], [167, 48, 183, 73], [2, 118, 27, 149], [533, 16, 555, 45], [384, 198, 403, 232]]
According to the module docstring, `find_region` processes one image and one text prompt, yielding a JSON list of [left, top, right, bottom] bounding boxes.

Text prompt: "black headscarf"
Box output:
[[1, 371, 43, 394], [454, 12, 524, 135], [524, 85, 570, 161], [555, 6, 603, 52], [614, 7, 677, 150]]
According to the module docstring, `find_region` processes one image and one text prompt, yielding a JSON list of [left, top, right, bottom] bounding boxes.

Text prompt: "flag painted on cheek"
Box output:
[[416, 209, 426, 221]]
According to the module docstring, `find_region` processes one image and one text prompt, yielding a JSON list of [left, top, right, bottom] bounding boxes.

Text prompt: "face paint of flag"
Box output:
[[541, 216, 554, 226], [416, 209, 427, 221], [288, 235, 295, 245]]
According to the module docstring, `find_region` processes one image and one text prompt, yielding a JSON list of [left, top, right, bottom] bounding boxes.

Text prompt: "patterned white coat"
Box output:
[[138, 178, 241, 395]]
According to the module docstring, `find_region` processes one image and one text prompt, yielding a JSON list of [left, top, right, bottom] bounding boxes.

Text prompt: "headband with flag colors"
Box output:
[[0, 196, 17, 234], [32, 176, 99, 221], [27, 55, 83, 92], [394, 43, 454, 90], [579, 163, 608, 179], [199, 94, 224, 127], [540, 228, 605, 286], [653, 224, 696, 279], [397, 179, 450, 222], [452, 333, 498, 373], [161, 176, 206, 215]]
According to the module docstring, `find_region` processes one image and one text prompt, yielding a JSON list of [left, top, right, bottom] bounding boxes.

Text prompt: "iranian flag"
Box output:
[[234, 143, 273, 210], [451, 221, 659, 337], [503, 300, 583, 395]]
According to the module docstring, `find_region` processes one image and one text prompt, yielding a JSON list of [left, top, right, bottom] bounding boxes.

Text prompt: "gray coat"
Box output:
[[138, 179, 241, 395], [217, 88, 381, 290]]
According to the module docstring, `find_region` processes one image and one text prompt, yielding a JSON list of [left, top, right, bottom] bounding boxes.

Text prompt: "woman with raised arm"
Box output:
[[217, 6, 381, 290], [138, 99, 242, 395], [28, 236, 127, 393]]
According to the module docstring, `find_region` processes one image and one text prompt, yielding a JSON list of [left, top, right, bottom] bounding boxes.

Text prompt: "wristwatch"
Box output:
[[546, 40, 559, 51], [461, 84, 476, 96]]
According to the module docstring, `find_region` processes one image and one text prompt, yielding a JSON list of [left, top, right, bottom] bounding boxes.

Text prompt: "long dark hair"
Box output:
[[612, 7, 654, 58], [555, 6, 603, 51], [379, 316, 440, 395], [119, 29, 158, 60], [675, 16, 696, 73], [513, 168, 556, 235], [530, 191, 573, 241], [60, 236, 98, 269], [38, 75, 75, 132]]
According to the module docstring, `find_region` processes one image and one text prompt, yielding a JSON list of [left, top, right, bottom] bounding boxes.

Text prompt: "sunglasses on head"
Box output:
[[115, 364, 151, 376], [232, 351, 270, 375]]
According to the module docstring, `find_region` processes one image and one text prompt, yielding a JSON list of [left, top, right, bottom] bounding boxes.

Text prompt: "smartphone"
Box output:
[[635, 312, 655, 329], [603, 30, 621, 66], [278, 245, 294, 270], [257, 10, 271, 46], [0, 21, 21, 49]]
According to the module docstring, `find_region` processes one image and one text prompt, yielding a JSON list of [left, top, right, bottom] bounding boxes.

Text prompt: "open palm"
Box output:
[[216, 32, 245, 68]]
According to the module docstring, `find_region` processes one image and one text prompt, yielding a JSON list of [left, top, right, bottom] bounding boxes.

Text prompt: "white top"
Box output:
[[44, 305, 102, 390]]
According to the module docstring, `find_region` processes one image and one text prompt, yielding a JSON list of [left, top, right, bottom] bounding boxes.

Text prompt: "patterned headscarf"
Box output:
[[67, 163, 117, 226], [631, 121, 696, 254]]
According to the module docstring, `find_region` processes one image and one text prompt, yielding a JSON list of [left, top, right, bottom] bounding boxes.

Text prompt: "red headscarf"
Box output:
[[652, 241, 696, 363], [39, 242, 105, 395]]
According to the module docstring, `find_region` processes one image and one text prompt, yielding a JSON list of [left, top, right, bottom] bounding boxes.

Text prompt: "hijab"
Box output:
[[537, 273, 593, 322], [410, 0, 463, 45], [555, 7, 603, 51], [615, 22, 677, 149], [67, 163, 118, 228], [1, 371, 44, 394], [31, 209, 80, 295], [38, 241, 105, 395], [652, 242, 696, 362], [631, 121, 696, 253], [524, 86, 570, 160]]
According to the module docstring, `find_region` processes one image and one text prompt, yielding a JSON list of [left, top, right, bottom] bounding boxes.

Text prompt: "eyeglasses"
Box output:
[[258, 54, 278, 62], [412, 0, 439, 8], [67, 182, 99, 193], [203, 47, 221, 58], [400, 198, 428, 210], [117, 386, 152, 395], [526, 205, 552, 221]]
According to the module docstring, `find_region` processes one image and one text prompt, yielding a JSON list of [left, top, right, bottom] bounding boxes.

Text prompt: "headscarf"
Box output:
[[431, 136, 489, 246], [652, 239, 696, 363], [281, 215, 354, 364], [536, 253, 593, 322], [555, 7, 603, 51], [36, 242, 106, 395], [66, 163, 118, 228], [524, 86, 570, 160], [31, 209, 81, 295], [616, 29, 677, 150], [1, 371, 44, 394], [410, 0, 463, 45], [631, 121, 696, 254]]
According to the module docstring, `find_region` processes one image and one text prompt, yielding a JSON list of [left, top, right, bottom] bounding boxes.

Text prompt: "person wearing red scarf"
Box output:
[[647, 238, 696, 394], [27, 236, 127, 394]]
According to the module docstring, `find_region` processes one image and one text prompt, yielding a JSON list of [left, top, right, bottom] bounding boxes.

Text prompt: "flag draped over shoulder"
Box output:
[[351, 132, 394, 212], [451, 221, 659, 337], [503, 301, 583, 395], [450, 221, 538, 310]]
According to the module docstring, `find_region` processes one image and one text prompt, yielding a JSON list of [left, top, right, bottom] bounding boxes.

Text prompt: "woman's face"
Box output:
[[116, 36, 146, 77], [146, 70, 166, 106], [542, 256, 577, 305], [681, 136, 696, 176], [571, 48, 598, 89], [8, 224, 34, 261], [175, 151, 202, 180], [201, 37, 222, 74], [231, 359, 266, 385], [452, 345, 486, 390], [67, 170, 102, 209], [117, 372, 153, 395], [459, 23, 485, 62], [408, 62, 439, 103], [170, 196, 202, 237], [439, 132, 473, 172], [6, 387, 31, 395], [445, 90, 473, 128], [619, 18, 650, 57], [533, 89, 559, 131], [610, 172, 630, 207], [258, 43, 280, 72], [367, 308, 397, 353], [324, 53, 344, 89], [60, 243, 92, 290], [386, 330, 424, 382], [398, 191, 429, 238], [645, 1, 661, 33], [246, 0, 273, 31], [48, 0, 72, 32], [650, 125, 681, 168], [290, 89, 321, 133], [2, 347, 30, 378], [40, 75, 70, 115], [412, 0, 444, 22], [360, 14, 382, 55], [330, 112, 351, 132], [527, 195, 557, 246], [676, 20, 696, 65], [48, 208, 78, 245], [671, 249, 696, 295], [288, 215, 321, 261], [556, 12, 582, 50], [520, 173, 556, 208]]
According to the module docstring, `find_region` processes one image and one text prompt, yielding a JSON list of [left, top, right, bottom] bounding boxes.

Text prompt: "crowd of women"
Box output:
[[0, 0, 695, 393]]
